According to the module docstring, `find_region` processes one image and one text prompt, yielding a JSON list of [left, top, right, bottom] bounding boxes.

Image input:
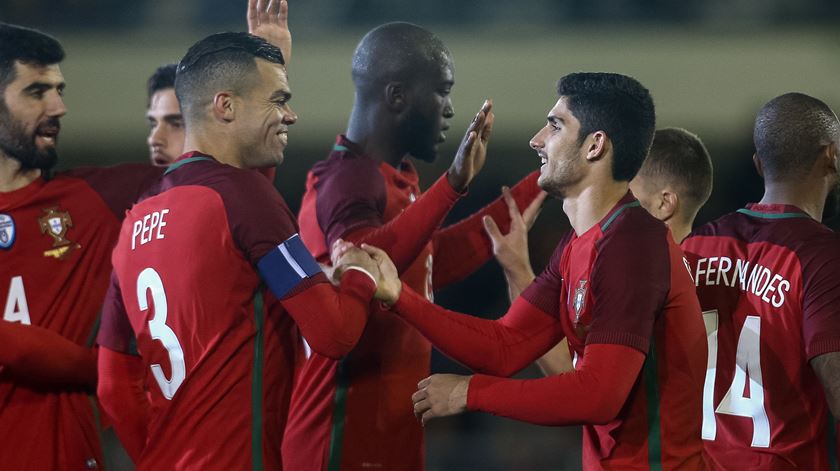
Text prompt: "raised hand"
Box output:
[[411, 374, 471, 425], [360, 243, 402, 305], [447, 100, 495, 192], [247, 0, 291, 64], [483, 187, 547, 300]]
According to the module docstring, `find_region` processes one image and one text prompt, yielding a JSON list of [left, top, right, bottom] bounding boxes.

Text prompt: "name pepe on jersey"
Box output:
[[693, 256, 790, 308], [131, 209, 169, 249]]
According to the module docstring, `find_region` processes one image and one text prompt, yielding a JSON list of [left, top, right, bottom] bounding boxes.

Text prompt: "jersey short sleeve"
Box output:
[[801, 236, 840, 359], [312, 156, 387, 247], [97, 272, 136, 354], [587, 223, 670, 353], [520, 232, 571, 318], [64, 163, 163, 219]]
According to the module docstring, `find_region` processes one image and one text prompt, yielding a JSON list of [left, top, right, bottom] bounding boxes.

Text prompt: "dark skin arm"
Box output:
[[811, 351, 840, 418]]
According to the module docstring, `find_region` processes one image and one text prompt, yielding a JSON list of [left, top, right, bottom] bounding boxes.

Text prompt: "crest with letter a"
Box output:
[[39, 207, 80, 259]]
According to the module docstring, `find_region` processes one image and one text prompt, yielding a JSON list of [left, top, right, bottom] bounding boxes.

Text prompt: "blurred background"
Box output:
[[2, 0, 839, 469]]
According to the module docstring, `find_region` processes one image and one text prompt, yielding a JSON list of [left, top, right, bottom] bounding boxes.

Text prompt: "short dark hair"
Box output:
[[638, 127, 713, 214], [557, 72, 656, 182], [753, 92, 840, 182], [0, 23, 64, 93], [147, 63, 177, 106], [175, 32, 285, 122]]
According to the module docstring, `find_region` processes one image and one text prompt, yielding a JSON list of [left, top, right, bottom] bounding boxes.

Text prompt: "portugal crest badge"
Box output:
[[38, 207, 79, 259], [0, 214, 15, 249], [573, 280, 588, 324]]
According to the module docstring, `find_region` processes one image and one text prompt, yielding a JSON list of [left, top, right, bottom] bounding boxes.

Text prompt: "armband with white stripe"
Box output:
[[257, 234, 322, 298]]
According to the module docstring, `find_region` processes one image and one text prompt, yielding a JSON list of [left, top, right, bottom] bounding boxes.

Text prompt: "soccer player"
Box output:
[[95, 32, 389, 470], [681, 93, 840, 469], [365, 73, 708, 470], [0, 23, 161, 470], [284, 22, 543, 471], [145, 63, 183, 167]]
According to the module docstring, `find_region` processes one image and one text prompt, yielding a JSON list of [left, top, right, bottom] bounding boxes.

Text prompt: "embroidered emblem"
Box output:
[[38, 207, 79, 259], [0, 214, 15, 249], [573, 280, 588, 323]]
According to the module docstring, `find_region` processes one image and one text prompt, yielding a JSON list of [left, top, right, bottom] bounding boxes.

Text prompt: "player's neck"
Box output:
[[759, 182, 827, 221], [182, 132, 244, 168], [562, 179, 628, 236], [0, 154, 41, 192], [668, 220, 692, 244], [346, 105, 406, 168]]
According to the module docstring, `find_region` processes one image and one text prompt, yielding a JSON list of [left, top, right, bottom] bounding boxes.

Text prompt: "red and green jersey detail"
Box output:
[[285, 135, 541, 471], [0, 164, 160, 470], [682, 203, 840, 470], [97, 153, 374, 470], [522, 193, 706, 470]]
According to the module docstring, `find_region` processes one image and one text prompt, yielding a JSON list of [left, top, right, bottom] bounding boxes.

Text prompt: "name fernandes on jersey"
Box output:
[[132, 209, 169, 250], [694, 256, 790, 308]]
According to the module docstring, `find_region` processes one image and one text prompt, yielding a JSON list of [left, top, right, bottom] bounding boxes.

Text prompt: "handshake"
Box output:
[[324, 239, 402, 305]]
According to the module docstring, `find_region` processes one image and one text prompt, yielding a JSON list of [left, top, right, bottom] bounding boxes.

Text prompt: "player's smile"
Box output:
[[34, 119, 60, 148]]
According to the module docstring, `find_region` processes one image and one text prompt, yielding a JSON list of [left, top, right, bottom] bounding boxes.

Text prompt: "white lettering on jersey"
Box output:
[[693, 257, 789, 308], [132, 209, 169, 250], [3, 276, 31, 325]]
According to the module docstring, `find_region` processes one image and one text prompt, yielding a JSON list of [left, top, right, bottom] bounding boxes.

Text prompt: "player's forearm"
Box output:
[[0, 321, 96, 388], [391, 284, 563, 376], [282, 270, 375, 359], [467, 344, 644, 426], [503, 266, 535, 302], [97, 347, 150, 461], [432, 171, 541, 289], [341, 173, 462, 274], [535, 339, 574, 376]]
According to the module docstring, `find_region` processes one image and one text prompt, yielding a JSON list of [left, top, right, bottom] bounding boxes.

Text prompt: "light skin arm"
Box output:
[[247, 0, 291, 63], [810, 351, 840, 418]]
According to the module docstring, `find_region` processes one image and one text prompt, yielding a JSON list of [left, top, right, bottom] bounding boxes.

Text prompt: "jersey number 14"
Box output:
[[702, 310, 770, 448]]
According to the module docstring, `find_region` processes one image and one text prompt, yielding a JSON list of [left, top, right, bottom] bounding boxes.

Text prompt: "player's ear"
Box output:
[[660, 189, 678, 222], [822, 141, 838, 174], [584, 131, 608, 162], [752, 153, 764, 178], [212, 91, 236, 123], [384, 82, 407, 113]]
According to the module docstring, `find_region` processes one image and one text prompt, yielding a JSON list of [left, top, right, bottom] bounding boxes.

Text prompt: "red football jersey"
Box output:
[[682, 204, 840, 470], [518, 193, 706, 470], [285, 135, 541, 471], [97, 154, 375, 470], [0, 164, 160, 470]]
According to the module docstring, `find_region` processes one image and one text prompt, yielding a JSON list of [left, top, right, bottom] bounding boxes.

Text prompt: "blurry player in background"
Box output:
[[682, 93, 840, 469], [145, 63, 183, 167], [95, 30, 388, 470], [0, 22, 161, 470], [284, 22, 543, 471], [365, 73, 707, 470]]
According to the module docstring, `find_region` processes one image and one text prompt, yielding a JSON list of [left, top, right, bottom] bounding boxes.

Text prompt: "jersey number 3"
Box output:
[[702, 310, 770, 448], [137, 267, 186, 400]]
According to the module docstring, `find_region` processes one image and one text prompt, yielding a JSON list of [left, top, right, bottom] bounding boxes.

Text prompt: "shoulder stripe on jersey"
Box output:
[[327, 359, 351, 471], [332, 144, 351, 153], [736, 208, 811, 220], [643, 338, 663, 470], [163, 156, 213, 175], [601, 200, 641, 232], [257, 234, 322, 299]]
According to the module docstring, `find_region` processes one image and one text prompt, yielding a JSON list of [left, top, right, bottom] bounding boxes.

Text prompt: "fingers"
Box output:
[[360, 243, 388, 261], [501, 186, 521, 223], [268, 0, 281, 16], [482, 215, 502, 242], [417, 376, 432, 389], [247, 0, 259, 24], [279, 0, 288, 26], [523, 191, 548, 229], [481, 109, 495, 141]]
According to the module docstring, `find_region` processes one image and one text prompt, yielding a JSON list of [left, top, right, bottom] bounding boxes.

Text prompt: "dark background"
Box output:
[[2, 0, 839, 468]]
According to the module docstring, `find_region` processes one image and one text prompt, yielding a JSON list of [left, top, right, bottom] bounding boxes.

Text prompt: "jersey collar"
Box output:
[[738, 203, 812, 220], [165, 151, 216, 175], [332, 134, 419, 187]]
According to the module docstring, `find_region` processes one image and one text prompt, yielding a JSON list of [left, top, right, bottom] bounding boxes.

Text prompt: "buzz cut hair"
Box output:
[[753, 92, 840, 182], [638, 127, 713, 216]]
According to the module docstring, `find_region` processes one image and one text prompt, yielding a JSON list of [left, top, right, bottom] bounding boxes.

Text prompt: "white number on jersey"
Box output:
[[3, 276, 31, 325], [702, 310, 770, 447], [137, 268, 185, 400]]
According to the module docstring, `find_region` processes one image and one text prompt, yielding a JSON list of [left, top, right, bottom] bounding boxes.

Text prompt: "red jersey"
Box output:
[[284, 135, 541, 471], [0, 164, 160, 470], [682, 204, 840, 470], [389, 193, 706, 470], [97, 154, 376, 471]]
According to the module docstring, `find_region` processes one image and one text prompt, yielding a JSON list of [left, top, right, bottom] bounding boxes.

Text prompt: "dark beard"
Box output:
[[0, 103, 59, 172]]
